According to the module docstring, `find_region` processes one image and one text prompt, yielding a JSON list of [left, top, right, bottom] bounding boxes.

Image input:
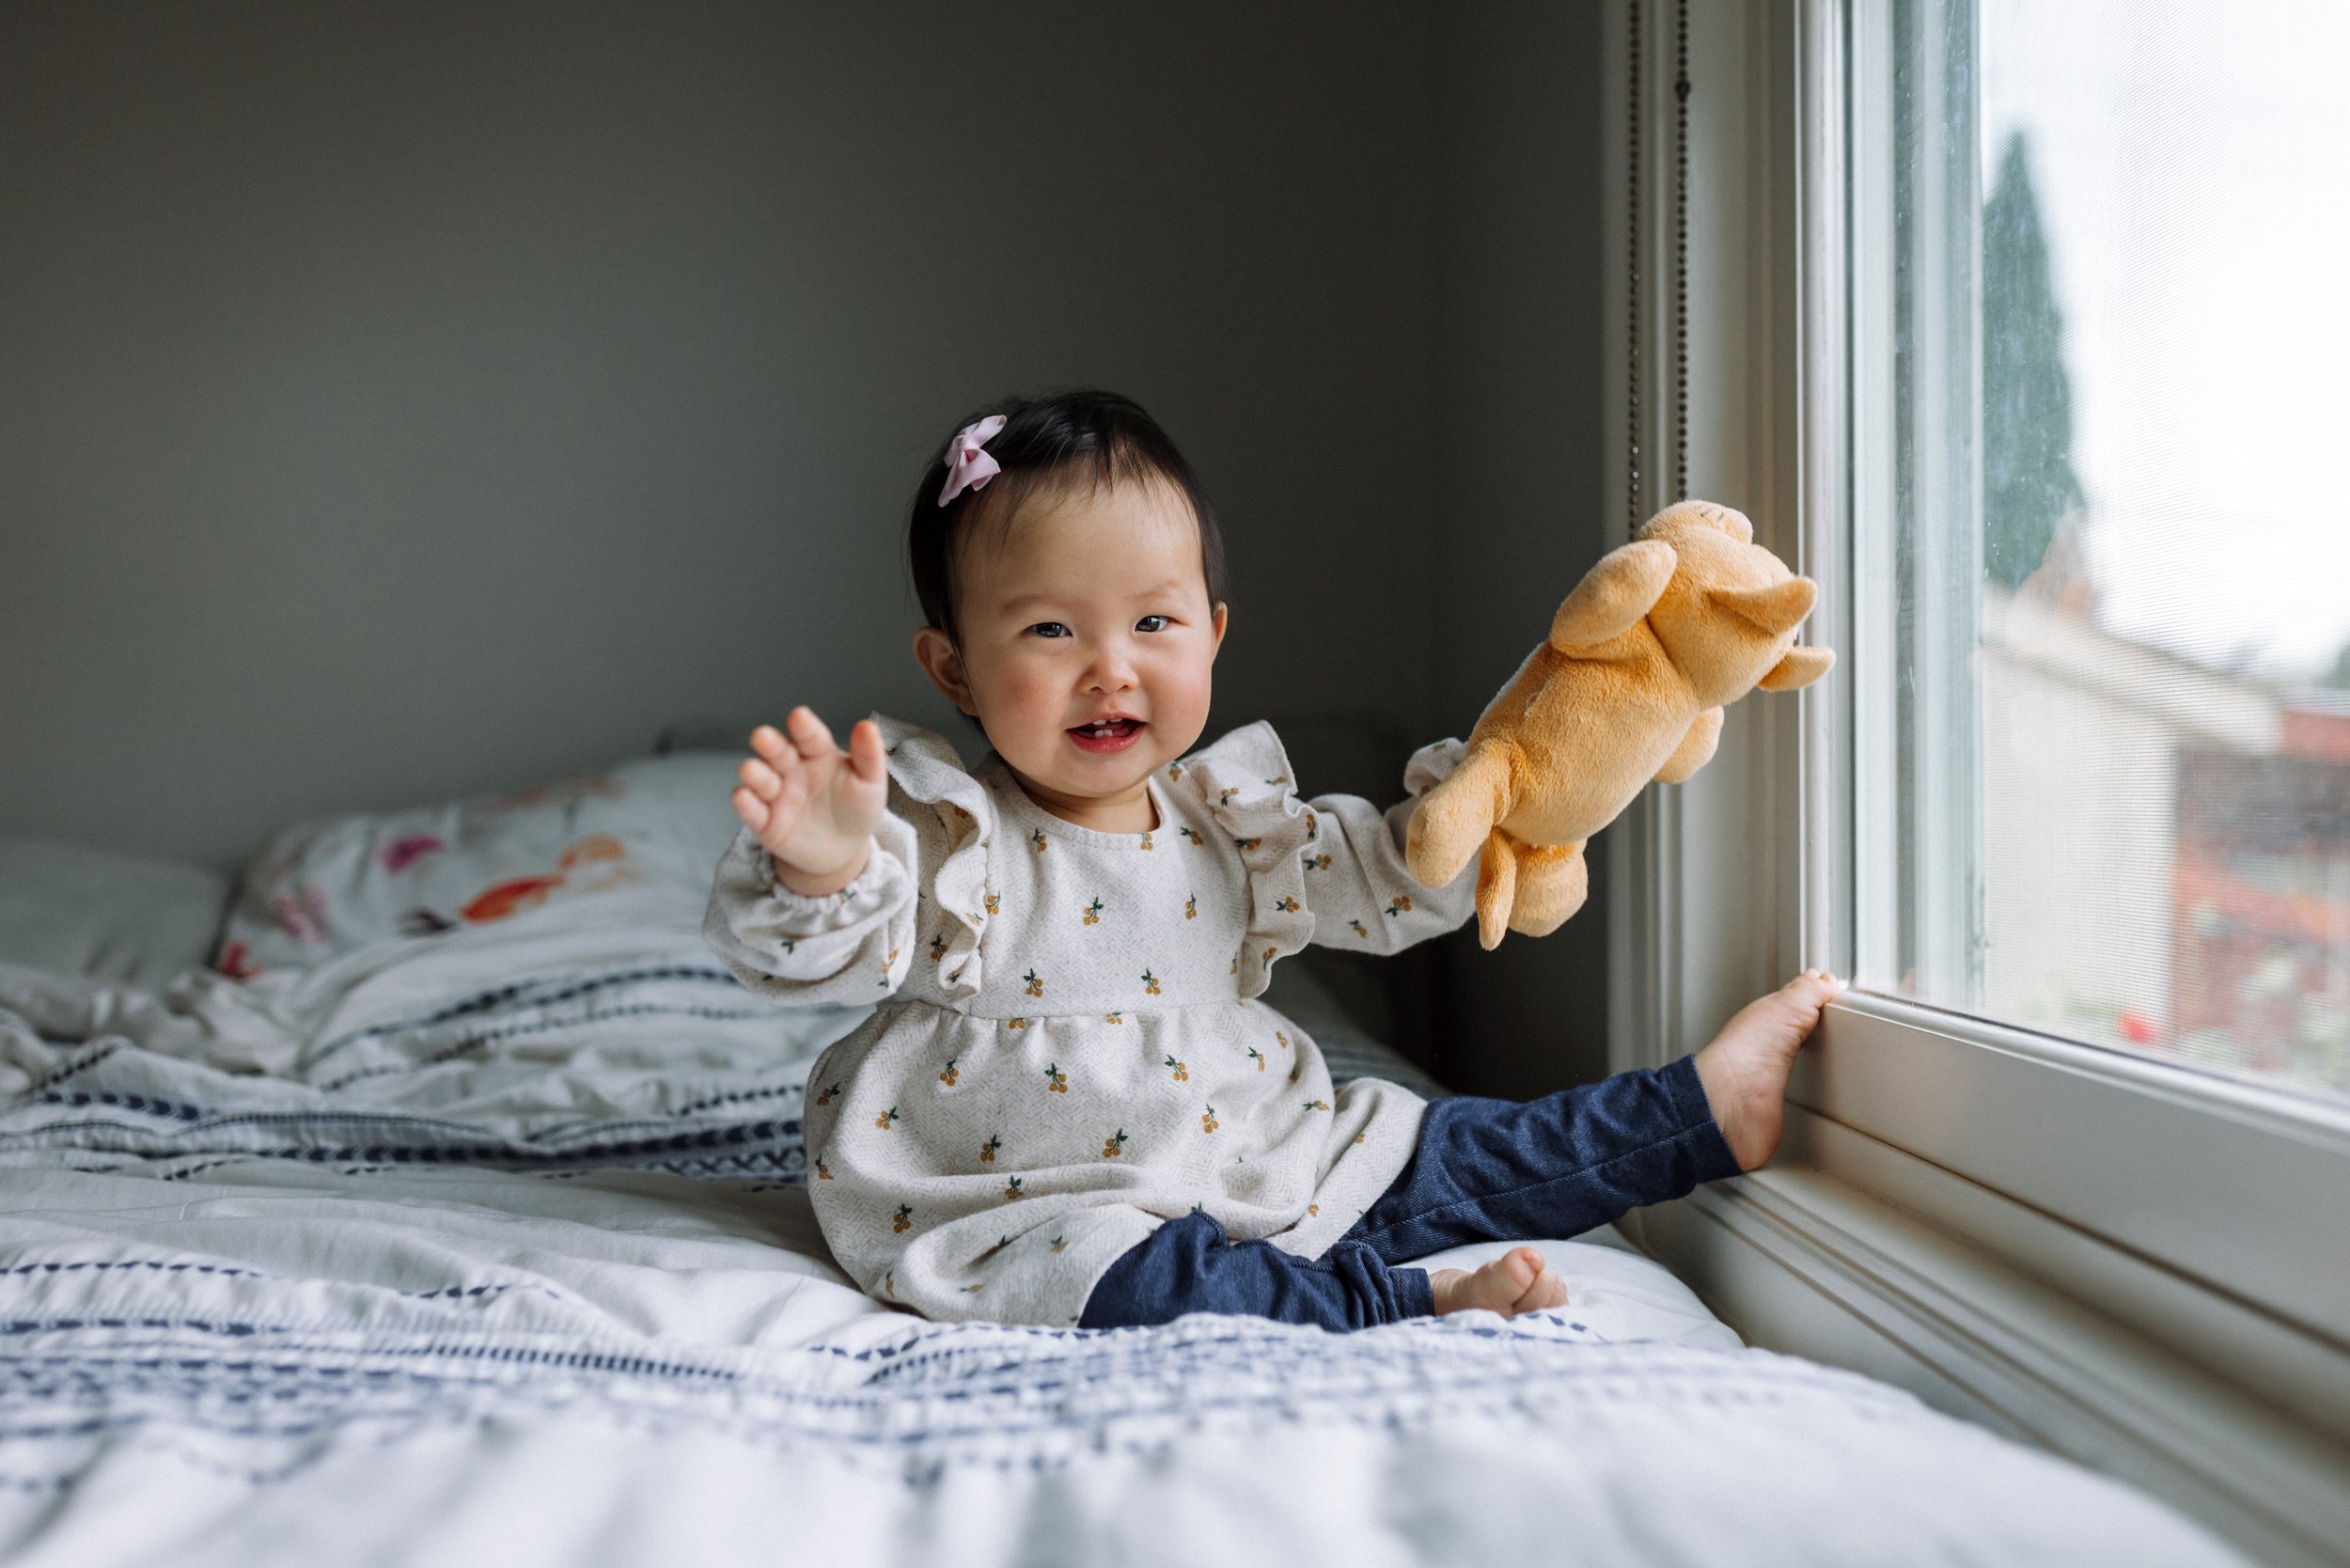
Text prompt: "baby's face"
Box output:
[[916, 478, 1227, 830]]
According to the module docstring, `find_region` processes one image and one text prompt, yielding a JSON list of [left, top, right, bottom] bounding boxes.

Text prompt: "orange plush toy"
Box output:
[[1406, 500, 1834, 949]]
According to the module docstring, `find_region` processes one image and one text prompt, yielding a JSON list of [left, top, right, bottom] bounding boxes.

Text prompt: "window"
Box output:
[[1607, 5, 2350, 1554], [1855, 0, 2350, 1111], [1819, 0, 2350, 1354]]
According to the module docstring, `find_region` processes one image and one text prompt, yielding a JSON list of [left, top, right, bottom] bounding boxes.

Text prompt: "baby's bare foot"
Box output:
[[1693, 968, 1841, 1171], [1428, 1247, 1568, 1318]]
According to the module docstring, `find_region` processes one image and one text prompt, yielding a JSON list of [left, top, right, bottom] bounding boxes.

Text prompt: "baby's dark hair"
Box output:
[[907, 388, 1230, 651]]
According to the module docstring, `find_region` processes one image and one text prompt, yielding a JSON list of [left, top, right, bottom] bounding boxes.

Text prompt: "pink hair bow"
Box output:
[[936, 415, 1008, 507]]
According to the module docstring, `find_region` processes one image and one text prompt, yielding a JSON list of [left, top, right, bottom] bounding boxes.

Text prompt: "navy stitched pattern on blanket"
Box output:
[[0, 1315, 1930, 1490], [2, 961, 1430, 1184], [0, 949, 2239, 1568]]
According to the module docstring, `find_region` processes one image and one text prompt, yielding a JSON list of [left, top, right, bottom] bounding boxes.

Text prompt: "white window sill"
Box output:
[[1622, 1095, 2350, 1568], [1795, 992, 2350, 1357]]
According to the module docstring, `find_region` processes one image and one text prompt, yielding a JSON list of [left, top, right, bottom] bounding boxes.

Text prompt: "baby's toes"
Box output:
[[1483, 1247, 1551, 1311], [1788, 969, 1841, 1008], [1763, 971, 1838, 1036], [1517, 1271, 1569, 1315], [1441, 1249, 1539, 1314], [1434, 1248, 1569, 1316]]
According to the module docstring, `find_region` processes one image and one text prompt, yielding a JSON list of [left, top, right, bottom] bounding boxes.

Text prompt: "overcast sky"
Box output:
[[1982, 0, 2350, 681]]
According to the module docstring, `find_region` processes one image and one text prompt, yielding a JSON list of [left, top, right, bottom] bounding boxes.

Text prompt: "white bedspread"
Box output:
[[0, 906, 2245, 1567]]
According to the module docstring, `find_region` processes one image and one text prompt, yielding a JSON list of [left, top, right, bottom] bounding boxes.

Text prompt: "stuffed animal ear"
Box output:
[[1758, 644, 1836, 690], [1711, 576, 1817, 636], [1549, 540, 1678, 651]]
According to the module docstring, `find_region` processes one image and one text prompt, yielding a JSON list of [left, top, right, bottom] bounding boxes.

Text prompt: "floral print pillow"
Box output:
[[214, 751, 746, 979]]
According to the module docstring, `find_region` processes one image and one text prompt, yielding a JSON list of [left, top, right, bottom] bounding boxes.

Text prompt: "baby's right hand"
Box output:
[[733, 708, 888, 892]]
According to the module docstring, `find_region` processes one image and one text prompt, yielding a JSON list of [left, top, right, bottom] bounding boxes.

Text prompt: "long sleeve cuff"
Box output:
[[703, 823, 916, 1002]]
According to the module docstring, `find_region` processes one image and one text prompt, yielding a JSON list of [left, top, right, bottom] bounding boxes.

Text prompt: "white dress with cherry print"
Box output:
[[703, 714, 1477, 1326]]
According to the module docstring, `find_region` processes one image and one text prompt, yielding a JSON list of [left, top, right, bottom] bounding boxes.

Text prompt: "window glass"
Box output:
[[1863, 0, 2350, 1105]]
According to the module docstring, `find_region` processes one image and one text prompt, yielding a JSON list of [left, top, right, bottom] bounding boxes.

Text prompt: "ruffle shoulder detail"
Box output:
[[873, 714, 995, 998], [1181, 720, 1316, 997]]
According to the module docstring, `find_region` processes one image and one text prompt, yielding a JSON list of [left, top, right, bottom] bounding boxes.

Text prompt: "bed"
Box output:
[[0, 745, 2246, 1566]]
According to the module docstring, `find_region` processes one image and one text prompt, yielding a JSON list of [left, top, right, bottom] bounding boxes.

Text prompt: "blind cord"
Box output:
[[1628, 0, 1693, 538], [1674, 0, 1690, 507], [1627, 0, 1644, 537]]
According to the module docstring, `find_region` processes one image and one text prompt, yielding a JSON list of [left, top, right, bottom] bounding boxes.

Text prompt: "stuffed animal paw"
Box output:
[[1407, 500, 1834, 949]]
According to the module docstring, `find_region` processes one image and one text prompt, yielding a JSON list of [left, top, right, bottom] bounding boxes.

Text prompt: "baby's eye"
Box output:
[[1136, 615, 1170, 634], [1029, 622, 1070, 638]]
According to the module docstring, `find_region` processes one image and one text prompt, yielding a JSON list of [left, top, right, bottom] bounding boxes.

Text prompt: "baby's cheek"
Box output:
[[968, 656, 1047, 719], [970, 670, 1076, 775], [999, 666, 1068, 724], [1158, 653, 1216, 726]]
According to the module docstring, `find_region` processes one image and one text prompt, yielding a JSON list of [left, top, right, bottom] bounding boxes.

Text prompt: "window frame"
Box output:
[[1600, 2, 2350, 1560], [1833, 0, 2350, 1356]]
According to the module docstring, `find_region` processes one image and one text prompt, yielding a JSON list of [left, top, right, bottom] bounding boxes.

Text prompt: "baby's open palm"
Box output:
[[732, 708, 888, 878]]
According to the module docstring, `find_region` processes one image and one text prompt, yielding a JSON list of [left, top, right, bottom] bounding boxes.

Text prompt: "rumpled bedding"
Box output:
[[0, 890, 2246, 1566]]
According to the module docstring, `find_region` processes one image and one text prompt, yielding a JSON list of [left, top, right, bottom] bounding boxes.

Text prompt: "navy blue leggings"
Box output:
[[1076, 1055, 1739, 1331]]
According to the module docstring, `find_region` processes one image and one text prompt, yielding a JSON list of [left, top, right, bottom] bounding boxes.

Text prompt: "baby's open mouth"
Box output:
[[1069, 718, 1144, 740]]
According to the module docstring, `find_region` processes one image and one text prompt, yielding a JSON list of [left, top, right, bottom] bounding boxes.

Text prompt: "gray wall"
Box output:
[[2, 2, 1437, 870], [1418, 1, 1615, 1097], [1, 0, 1609, 1092]]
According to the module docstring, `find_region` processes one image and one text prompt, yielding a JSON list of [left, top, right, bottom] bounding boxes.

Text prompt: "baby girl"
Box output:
[[704, 388, 1838, 1330]]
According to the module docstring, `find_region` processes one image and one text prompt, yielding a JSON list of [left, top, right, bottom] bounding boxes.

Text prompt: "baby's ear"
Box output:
[[912, 626, 976, 712]]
